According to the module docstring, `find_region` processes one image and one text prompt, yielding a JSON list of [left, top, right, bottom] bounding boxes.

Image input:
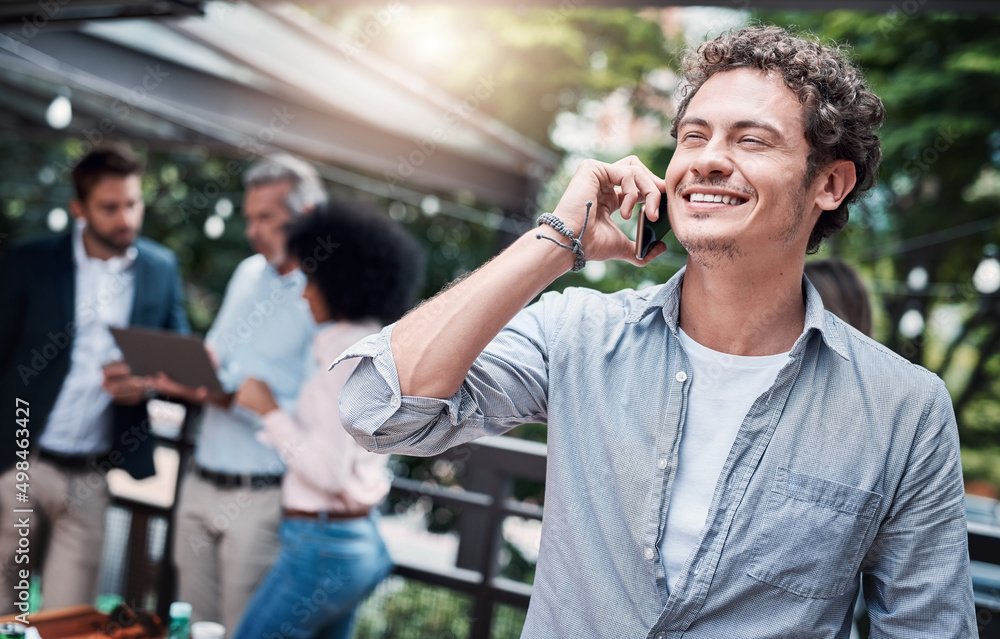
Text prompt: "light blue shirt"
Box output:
[[336, 267, 975, 638], [197, 255, 315, 474]]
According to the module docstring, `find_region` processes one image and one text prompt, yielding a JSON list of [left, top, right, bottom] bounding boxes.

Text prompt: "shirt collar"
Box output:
[[72, 219, 138, 272], [266, 260, 307, 288], [626, 265, 850, 361]]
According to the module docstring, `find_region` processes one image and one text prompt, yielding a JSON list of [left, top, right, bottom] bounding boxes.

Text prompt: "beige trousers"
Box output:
[[0, 459, 110, 614], [172, 472, 282, 635]]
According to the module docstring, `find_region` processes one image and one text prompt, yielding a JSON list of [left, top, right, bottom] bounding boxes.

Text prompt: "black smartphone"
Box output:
[[634, 195, 670, 260]]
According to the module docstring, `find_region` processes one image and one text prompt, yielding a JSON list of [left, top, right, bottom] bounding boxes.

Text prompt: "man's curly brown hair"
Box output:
[[670, 25, 885, 253]]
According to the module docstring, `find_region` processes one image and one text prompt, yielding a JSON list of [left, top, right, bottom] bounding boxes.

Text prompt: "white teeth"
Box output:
[[687, 192, 746, 204]]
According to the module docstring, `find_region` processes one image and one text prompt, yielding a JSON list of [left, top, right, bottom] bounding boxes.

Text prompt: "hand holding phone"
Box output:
[[634, 195, 671, 260]]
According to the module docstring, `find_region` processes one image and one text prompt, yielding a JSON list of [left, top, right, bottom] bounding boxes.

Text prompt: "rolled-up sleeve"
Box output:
[[335, 293, 558, 457], [864, 377, 976, 637]]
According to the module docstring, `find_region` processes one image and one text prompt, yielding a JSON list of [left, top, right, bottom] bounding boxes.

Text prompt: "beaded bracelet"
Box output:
[[535, 200, 592, 273]]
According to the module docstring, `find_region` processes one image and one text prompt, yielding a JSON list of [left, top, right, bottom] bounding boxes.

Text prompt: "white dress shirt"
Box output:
[[39, 220, 136, 455]]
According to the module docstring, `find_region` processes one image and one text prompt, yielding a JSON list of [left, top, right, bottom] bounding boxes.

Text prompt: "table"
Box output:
[[0, 605, 164, 638]]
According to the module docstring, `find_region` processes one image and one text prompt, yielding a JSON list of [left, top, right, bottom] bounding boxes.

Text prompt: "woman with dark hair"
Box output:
[[231, 200, 424, 639]]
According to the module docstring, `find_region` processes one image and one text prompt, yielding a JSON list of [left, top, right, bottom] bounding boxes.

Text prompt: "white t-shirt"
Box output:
[[661, 328, 789, 591]]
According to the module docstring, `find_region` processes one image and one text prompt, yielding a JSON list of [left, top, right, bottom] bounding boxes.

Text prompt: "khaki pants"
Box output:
[[0, 459, 109, 614], [172, 473, 282, 636]]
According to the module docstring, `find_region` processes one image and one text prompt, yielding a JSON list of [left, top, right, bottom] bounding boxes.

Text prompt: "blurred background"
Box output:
[[2, 1, 999, 637]]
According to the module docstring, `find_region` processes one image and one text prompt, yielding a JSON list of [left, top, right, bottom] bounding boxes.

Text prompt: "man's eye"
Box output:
[[741, 137, 765, 145]]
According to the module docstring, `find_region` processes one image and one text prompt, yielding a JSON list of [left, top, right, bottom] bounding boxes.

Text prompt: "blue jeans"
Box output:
[[232, 513, 393, 639]]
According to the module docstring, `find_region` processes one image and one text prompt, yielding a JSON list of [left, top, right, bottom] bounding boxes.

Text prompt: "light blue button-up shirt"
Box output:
[[196, 254, 315, 475], [336, 267, 975, 638]]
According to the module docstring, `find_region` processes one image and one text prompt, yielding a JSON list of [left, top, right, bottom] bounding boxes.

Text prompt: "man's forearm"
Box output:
[[391, 156, 667, 399], [392, 227, 573, 399]]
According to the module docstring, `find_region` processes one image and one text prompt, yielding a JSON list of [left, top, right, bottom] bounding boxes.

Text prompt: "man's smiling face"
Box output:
[[665, 67, 827, 266]]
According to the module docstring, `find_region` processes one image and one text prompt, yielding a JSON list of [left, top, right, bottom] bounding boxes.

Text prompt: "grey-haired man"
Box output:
[[161, 155, 327, 631]]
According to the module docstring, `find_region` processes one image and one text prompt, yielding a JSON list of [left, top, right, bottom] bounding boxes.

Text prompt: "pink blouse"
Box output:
[[258, 321, 390, 513]]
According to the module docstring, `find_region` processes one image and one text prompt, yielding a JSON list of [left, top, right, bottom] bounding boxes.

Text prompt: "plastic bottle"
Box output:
[[167, 601, 193, 639], [0, 622, 27, 638]]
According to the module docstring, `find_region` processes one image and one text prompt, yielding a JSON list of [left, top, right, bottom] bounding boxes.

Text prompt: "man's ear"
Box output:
[[814, 160, 857, 211], [69, 198, 85, 220]]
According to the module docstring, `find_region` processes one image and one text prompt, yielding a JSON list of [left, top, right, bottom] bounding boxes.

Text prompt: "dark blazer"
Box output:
[[0, 230, 189, 479]]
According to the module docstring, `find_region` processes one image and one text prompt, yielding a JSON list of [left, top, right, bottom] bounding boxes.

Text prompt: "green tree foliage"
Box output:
[[353, 579, 528, 639], [354, 578, 472, 639]]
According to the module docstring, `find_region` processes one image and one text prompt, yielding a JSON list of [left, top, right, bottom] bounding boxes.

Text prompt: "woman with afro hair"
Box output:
[[232, 198, 424, 639]]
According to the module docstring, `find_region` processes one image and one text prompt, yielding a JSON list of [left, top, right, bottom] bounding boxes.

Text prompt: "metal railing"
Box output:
[[384, 436, 546, 639], [100, 428, 547, 637]]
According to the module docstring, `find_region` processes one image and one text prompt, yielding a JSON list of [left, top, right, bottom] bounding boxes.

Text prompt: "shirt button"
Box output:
[[644, 547, 655, 561], [675, 371, 687, 382], [655, 634, 666, 639], [657, 458, 668, 470]]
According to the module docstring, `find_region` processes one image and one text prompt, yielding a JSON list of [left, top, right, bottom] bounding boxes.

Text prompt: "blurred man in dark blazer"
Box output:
[[0, 145, 189, 612]]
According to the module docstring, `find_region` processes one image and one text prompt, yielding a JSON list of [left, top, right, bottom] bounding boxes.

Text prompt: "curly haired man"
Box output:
[[337, 26, 975, 637]]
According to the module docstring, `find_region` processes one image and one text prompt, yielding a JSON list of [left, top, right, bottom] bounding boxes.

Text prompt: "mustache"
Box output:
[[675, 178, 757, 200]]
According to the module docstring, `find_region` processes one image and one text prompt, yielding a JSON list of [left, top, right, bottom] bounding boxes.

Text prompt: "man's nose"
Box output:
[[689, 137, 734, 179], [115, 206, 136, 227]]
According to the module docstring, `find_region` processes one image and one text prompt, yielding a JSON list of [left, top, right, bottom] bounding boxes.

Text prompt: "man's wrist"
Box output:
[[534, 202, 592, 272], [511, 226, 577, 280]]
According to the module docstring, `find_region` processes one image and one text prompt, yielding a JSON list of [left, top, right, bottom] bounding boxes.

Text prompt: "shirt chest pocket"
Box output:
[[747, 468, 882, 599]]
